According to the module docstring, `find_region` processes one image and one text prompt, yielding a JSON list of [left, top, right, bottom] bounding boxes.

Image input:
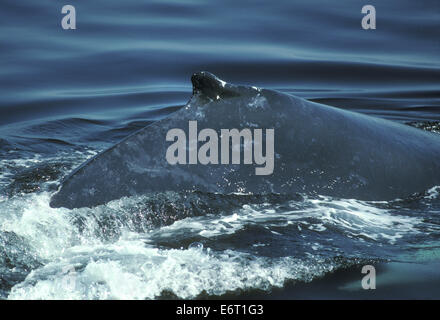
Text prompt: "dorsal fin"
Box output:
[[191, 71, 240, 100]]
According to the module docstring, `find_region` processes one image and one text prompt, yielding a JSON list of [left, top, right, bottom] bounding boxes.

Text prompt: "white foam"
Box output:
[[425, 186, 440, 200], [0, 192, 100, 260], [148, 196, 422, 245], [8, 240, 334, 300], [305, 196, 422, 243], [3, 191, 425, 299]]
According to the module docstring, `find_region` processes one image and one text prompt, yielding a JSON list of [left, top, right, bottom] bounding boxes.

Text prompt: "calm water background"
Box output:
[[0, 0, 439, 299]]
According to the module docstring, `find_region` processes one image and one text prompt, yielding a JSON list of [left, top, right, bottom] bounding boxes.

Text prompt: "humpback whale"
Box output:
[[50, 72, 440, 209]]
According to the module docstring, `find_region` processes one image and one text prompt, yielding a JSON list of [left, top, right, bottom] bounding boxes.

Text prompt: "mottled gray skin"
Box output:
[[50, 72, 440, 209]]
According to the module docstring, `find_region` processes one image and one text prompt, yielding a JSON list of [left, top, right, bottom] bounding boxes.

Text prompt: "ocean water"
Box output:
[[1, 0, 440, 299]]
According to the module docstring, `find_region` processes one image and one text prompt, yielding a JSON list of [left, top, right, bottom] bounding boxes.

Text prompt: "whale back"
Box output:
[[50, 72, 440, 209]]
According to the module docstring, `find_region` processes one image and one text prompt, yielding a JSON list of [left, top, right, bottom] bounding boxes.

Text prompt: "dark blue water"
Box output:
[[1, 0, 440, 299]]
